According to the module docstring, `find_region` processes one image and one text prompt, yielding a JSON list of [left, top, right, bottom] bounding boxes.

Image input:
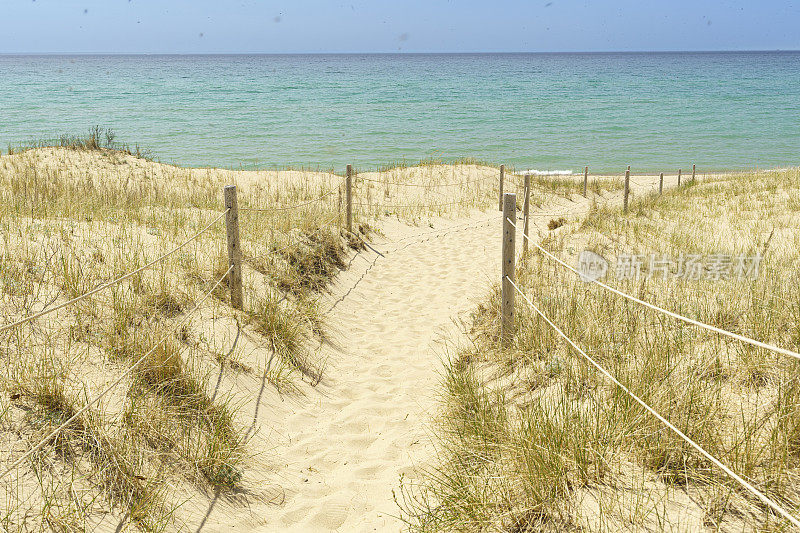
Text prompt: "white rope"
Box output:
[[508, 218, 800, 362], [377, 214, 502, 254], [354, 199, 465, 210], [243, 212, 341, 261], [506, 277, 800, 528], [0, 210, 229, 335], [357, 173, 497, 188], [240, 187, 340, 212], [527, 209, 592, 218], [0, 265, 234, 483]]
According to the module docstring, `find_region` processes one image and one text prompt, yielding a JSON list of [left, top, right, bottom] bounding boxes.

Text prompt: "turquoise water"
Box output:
[[1, 52, 799, 173]]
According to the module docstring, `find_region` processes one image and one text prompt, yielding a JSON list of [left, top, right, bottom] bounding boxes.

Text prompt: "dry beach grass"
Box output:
[[0, 141, 357, 531], [9, 134, 788, 532], [0, 135, 609, 531], [399, 168, 800, 532]]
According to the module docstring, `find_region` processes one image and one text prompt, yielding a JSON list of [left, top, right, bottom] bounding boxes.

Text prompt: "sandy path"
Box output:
[[202, 178, 664, 532], [266, 211, 505, 532]]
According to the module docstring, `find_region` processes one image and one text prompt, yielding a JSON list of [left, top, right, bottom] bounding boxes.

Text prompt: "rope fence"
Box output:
[[217, 161, 791, 529], [243, 211, 342, 262], [495, 168, 800, 527], [0, 159, 719, 520], [239, 188, 340, 213], [0, 265, 234, 484], [223, 161, 697, 316], [506, 217, 800, 361], [0, 209, 229, 335], [357, 173, 498, 188], [1, 160, 510, 336], [506, 276, 800, 528], [0, 164, 400, 482], [228, 163, 694, 263]]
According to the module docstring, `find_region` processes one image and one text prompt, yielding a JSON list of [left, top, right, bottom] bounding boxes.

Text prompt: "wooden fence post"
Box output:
[[522, 174, 530, 257], [346, 164, 353, 234], [501, 193, 517, 347], [692, 164, 696, 182], [623, 169, 630, 214], [659, 172, 664, 195], [224, 185, 243, 310], [678, 168, 682, 187], [583, 166, 588, 197], [499, 164, 505, 211], [338, 185, 343, 226]]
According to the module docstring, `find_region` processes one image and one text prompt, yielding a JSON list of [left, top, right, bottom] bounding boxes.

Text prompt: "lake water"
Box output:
[[1, 52, 799, 173]]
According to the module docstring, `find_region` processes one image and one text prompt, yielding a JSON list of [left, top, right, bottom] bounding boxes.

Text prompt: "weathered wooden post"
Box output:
[[522, 174, 530, 257], [346, 164, 353, 233], [678, 168, 682, 187], [692, 164, 696, 181], [623, 169, 630, 214], [224, 185, 243, 309], [659, 172, 664, 195], [498, 164, 505, 211], [338, 184, 343, 226], [583, 166, 588, 197], [501, 193, 516, 347]]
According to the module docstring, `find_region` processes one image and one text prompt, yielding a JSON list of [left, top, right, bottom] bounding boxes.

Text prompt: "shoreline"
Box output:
[[1, 146, 794, 179]]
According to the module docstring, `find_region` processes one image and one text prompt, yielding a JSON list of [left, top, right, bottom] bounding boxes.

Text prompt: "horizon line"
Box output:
[[1, 49, 799, 56]]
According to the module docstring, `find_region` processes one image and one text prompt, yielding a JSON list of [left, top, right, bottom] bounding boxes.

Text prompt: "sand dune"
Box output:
[[186, 174, 668, 531], [0, 148, 681, 531]]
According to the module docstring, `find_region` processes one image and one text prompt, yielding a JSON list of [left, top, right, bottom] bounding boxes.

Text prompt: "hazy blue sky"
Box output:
[[3, 0, 799, 54]]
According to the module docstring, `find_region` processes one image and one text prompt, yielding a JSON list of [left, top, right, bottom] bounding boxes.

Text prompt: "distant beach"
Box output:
[[1, 52, 799, 172]]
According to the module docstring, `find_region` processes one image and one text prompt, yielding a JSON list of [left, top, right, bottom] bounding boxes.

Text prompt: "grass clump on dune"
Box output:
[[402, 168, 800, 532], [0, 133, 363, 530], [1, 130, 544, 530], [248, 293, 326, 385], [0, 130, 625, 530]]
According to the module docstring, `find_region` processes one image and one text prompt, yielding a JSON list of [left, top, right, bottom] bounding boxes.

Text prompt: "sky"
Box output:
[[2, 0, 799, 54]]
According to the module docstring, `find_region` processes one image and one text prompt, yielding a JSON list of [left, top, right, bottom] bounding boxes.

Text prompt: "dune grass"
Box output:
[[6, 126, 155, 161], [401, 168, 800, 531], [0, 132, 586, 531], [0, 138, 363, 530], [0, 130, 627, 530]]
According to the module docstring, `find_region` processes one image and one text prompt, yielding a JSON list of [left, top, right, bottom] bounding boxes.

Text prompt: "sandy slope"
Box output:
[[186, 171, 673, 532], [0, 146, 714, 533], [184, 211, 505, 532], [0, 148, 681, 531]]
